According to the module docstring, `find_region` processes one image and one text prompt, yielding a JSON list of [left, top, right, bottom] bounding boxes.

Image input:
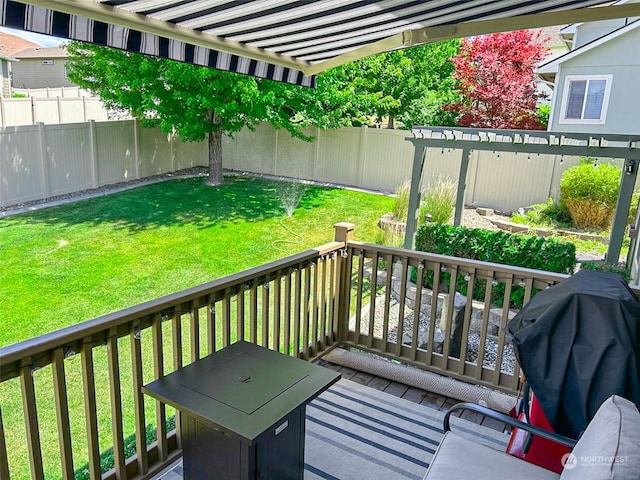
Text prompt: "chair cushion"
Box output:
[[424, 432, 560, 480], [560, 395, 640, 480]]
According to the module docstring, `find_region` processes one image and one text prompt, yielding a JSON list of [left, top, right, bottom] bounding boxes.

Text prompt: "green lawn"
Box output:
[[0, 175, 393, 480], [0, 175, 393, 347]]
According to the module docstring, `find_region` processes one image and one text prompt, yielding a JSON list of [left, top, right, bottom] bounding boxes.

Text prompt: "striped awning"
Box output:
[[2, 0, 640, 87]]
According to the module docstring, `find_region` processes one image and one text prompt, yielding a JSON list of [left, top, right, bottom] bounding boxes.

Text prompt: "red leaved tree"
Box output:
[[445, 30, 550, 130]]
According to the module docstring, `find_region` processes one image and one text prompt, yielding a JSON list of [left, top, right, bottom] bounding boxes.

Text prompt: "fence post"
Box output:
[[170, 128, 176, 172], [133, 120, 141, 179], [273, 128, 279, 176], [0, 97, 5, 127], [357, 125, 367, 189], [312, 126, 320, 181], [88, 120, 99, 188], [453, 148, 472, 226], [57, 97, 62, 124], [38, 122, 51, 199], [30, 97, 36, 125], [333, 222, 355, 343]]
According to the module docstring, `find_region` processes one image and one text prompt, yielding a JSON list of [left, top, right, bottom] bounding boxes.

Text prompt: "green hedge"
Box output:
[[580, 261, 631, 282], [414, 223, 576, 308]]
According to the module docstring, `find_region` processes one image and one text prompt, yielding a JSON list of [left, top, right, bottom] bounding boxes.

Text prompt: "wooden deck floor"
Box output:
[[316, 360, 510, 433]]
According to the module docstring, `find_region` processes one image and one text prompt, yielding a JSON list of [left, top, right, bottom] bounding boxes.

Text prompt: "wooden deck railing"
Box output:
[[340, 241, 567, 393], [2, 222, 639, 480], [0, 237, 348, 480]]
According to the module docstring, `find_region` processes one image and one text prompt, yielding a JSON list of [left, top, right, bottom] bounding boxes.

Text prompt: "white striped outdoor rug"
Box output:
[[304, 379, 509, 480]]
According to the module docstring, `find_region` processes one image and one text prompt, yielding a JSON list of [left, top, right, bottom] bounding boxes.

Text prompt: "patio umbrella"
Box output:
[[3, 0, 640, 86], [507, 270, 640, 438]]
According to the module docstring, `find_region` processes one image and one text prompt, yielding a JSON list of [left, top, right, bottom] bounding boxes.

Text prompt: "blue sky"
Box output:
[[0, 26, 63, 47]]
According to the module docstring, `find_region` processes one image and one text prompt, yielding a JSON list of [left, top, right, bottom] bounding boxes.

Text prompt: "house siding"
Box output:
[[0, 60, 9, 97], [549, 26, 640, 135], [573, 17, 638, 48], [11, 57, 75, 88]]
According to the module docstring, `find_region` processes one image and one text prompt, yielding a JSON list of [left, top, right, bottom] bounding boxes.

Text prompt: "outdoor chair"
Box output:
[[424, 395, 640, 479]]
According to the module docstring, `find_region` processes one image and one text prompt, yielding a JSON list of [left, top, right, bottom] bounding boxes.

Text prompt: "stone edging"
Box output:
[[488, 218, 608, 244]]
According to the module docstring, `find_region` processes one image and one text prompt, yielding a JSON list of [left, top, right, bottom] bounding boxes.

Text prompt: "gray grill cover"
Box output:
[[507, 270, 640, 438]]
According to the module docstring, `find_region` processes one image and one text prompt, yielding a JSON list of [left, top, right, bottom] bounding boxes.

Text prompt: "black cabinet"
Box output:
[[143, 341, 340, 480]]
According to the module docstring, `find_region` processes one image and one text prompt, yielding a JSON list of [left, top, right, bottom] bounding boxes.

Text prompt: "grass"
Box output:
[[0, 175, 394, 480], [0, 175, 393, 347]]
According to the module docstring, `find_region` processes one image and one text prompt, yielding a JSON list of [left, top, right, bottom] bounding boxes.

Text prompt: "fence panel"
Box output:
[[95, 121, 137, 185], [138, 127, 173, 177], [273, 126, 315, 179], [32, 98, 62, 124], [57, 99, 87, 124], [233, 123, 277, 175], [361, 128, 414, 192], [174, 135, 207, 170], [43, 123, 94, 196], [420, 147, 464, 193], [0, 98, 34, 126], [470, 150, 556, 211], [315, 127, 361, 186], [0, 125, 43, 206]]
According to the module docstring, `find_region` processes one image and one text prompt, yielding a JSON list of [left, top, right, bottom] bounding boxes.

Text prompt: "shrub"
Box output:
[[580, 261, 631, 283], [419, 176, 457, 225], [391, 179, 411, 222], [510, 198, 571, 227], [559, 160, 621, 230], [375, 226, 404, 248], [536, 103, 550, 128], [564, 198, 613, 230], [414, 223, 576, 308]]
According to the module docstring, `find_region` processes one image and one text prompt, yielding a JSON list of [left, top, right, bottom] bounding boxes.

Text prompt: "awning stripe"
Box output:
[[0, 0, 316, 86]]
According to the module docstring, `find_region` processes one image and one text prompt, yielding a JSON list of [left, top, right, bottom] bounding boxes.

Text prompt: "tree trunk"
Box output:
[[205, 110, 224, 186], [387, 116, 395, 129]]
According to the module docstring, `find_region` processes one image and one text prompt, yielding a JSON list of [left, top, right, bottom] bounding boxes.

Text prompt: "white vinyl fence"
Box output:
[[0, 120, 625, 210], [12, 86, 94, 98], [0, 96, 111, 127]]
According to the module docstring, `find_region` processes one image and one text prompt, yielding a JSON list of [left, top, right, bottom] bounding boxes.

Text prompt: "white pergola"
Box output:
[[406, 127, 640, 264]]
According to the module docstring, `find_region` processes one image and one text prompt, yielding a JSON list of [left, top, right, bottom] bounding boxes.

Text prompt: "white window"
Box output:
[[559, 75, 612, 124]]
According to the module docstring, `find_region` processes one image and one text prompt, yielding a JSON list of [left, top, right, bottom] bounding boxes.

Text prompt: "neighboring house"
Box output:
[[11, 46, 76, 88], [0, 53, 17, 97], [538, 1, 640, 134]]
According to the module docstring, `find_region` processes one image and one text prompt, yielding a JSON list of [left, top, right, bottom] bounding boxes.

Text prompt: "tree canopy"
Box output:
[[319, 40, 461, 128], [445, 30, 550, 130]]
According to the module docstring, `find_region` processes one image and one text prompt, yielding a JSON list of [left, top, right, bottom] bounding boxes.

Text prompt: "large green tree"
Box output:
[[67, 42, 324, 185], [320, 40, 461, 129]]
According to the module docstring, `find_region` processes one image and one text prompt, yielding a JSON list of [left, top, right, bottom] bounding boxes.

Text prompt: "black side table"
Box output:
[[142, 341, 340, 479]]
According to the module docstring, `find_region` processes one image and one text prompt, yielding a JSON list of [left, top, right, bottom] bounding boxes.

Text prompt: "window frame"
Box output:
[[558, 74, 613, 125]]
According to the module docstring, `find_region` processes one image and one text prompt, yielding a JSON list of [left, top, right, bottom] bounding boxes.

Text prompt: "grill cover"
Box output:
[[507, 270, 640, 438]]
